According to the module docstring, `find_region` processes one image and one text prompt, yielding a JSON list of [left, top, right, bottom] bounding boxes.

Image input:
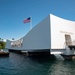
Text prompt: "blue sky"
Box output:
[[0, 0, 75, 40]]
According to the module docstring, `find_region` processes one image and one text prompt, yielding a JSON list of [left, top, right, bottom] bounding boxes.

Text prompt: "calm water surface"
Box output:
[[0, 52, 75, 75]]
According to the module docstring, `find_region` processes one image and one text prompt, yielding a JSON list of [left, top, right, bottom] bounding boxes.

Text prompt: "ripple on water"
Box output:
[[0, 52, 75, 75]]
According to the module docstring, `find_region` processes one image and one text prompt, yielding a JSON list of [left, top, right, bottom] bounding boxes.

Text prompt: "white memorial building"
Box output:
[[6, 14, 75, 54]]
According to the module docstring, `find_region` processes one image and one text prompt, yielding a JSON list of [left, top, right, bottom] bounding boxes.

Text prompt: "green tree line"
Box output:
[[0, 41, 6, 49], [0, 38, 6, 49]]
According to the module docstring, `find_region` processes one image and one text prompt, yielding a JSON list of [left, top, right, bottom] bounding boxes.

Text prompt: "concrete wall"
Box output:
[[6, 14, 75, 51], [6, 15, 51, 51], [50, 14, 75, 49], [22, 15, 50, 51]]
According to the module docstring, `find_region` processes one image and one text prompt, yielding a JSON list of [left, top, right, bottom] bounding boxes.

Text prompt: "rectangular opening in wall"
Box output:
[[65, 34, 72, 46]]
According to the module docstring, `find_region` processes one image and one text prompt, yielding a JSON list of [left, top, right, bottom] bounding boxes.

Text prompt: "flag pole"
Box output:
[[30, 17, 32, 30]]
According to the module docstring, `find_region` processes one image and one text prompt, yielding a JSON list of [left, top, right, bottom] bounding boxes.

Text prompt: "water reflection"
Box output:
[[0, 52, 75, 75], [48, 55, 75, 75]]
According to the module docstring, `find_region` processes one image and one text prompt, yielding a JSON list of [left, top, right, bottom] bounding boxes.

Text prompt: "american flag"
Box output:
[[23, 17, 31, 23]]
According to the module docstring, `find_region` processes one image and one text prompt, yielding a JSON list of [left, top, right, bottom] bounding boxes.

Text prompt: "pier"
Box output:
[[0, 49, 9, 56]]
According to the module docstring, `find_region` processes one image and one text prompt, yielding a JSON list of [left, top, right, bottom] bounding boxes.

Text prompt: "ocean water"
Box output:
[[0, 52, 75, 75]]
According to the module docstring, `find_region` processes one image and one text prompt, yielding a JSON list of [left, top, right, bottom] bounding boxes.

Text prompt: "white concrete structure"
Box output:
[[6, 14, 75, 54]]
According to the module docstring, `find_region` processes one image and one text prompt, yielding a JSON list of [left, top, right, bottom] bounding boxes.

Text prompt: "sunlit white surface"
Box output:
[[51, 52, 63, 54]]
